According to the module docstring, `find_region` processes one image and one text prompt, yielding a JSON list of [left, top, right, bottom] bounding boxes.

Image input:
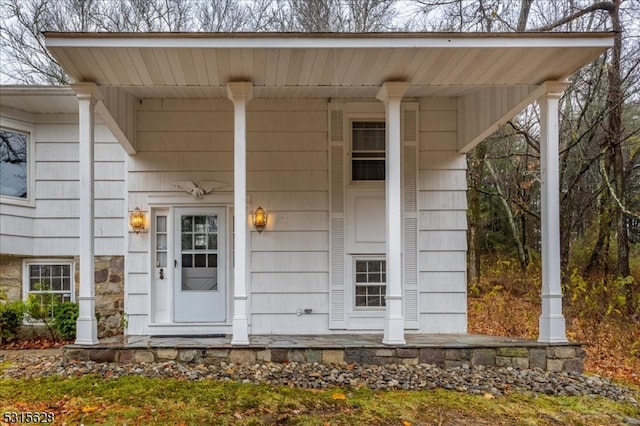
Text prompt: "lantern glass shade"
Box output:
[[130, 207, 146, 233], [253, 206, 267, 233]]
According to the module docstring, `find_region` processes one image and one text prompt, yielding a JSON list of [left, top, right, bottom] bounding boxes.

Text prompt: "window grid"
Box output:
[[156, 215, 168, 268], [355, 259, 386, 307], [26, 263, 73, 318]]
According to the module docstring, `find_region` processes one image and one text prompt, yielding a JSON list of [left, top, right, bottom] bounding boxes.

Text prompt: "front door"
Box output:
[[173, 207, 226, 322]]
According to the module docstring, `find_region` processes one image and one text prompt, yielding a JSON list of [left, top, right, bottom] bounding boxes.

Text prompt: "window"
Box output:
[[351, 121, 385, 181], [23, 261, 75, 318], [0, 127, 29, 199], [354, 258, 386, 307]]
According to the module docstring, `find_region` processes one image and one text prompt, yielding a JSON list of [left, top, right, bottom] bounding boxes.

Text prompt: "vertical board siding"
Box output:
[[1, 119, 125, 257], [417, 98, 468, 333]]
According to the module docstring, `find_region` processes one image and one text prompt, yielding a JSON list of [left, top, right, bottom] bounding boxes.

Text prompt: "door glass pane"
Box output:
[[195, 216, 206, 232], [208, 234, 217, 249], [182, 234, 192, 250], [194, 254, 207, 267], [208, 216, 218, 232], [157, 216, 166, 233], [195, 234, 207, 249], [180, 214, 219, 291], [181, 216, 192, 232], [157, 234, 167, 250]]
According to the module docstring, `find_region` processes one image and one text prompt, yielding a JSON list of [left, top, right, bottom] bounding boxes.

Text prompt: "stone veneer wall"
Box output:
[[0, 255, 22, 301], [94, 256, 125, 337], [64, 344, 586, 373], [0, 254, 124, 338]]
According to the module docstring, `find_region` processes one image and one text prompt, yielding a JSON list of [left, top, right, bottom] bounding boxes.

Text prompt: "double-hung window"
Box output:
[[351, 121, 385, 181], [23, 260, 75, 318], [354, 258, 386, 308]]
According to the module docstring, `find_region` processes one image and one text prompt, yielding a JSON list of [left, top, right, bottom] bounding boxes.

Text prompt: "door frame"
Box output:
[[147, 195, 235, 333]]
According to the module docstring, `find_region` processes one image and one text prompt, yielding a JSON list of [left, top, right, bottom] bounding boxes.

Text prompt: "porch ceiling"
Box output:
[[44, 32, 613, 99]]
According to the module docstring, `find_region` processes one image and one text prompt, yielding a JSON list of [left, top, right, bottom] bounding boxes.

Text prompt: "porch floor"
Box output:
[[96, 333, 546, 349], [63, 334, 586, 372]]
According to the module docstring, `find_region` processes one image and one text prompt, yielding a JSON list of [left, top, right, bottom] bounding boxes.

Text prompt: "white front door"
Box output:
[[173, 207, 226, 322]]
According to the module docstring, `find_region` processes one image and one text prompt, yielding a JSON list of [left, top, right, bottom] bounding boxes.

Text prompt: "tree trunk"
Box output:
[[606, 2, 630, 279], [467, 142, 488, 283], [585, 190, 612, 277], [486, 160, 529, 270]]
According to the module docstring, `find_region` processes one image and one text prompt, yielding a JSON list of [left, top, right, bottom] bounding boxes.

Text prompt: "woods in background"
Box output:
[[2, 0, 639, 315]]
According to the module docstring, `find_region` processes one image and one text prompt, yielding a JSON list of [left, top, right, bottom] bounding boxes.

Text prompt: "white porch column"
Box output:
[[538, 81, 568, 343], [73, 83, 101, 345], [227, 82, 253, 345], [377, 82, 408, 345]]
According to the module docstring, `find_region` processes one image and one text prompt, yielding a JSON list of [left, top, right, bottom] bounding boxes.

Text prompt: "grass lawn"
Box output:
[[1, 375, 638, 425]]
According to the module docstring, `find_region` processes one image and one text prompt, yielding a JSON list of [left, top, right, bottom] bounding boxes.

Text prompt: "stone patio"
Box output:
[[63, 334, 586, 373]]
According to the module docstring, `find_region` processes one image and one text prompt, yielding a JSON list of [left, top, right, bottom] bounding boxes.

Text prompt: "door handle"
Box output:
[[175, 259, 178, 267]]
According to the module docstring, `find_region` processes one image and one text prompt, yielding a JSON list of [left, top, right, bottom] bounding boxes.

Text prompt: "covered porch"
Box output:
[[43, 32, 613, 348]]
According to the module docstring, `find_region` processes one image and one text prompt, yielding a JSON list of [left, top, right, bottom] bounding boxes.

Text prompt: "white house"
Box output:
[[0, 32, 612, 347]]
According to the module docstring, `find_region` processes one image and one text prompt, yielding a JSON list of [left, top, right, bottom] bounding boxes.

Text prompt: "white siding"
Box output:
[[417, 97, 468, 333], [0, 110, 126, 257], [129, 98, 330, 334]]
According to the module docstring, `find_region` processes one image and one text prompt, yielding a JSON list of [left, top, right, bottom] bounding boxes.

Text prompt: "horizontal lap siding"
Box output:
[[1, 118, 125, 256], [249, 100, 329, 334], [131, 99, 329, 334], [417, 98, 467, 333]]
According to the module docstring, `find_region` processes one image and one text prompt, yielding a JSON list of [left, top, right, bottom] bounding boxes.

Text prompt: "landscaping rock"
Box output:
[[1, 350, 637, 405]]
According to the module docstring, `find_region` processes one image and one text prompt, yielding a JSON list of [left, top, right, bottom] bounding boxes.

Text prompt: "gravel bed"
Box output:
[[1, 353, 638, 404]]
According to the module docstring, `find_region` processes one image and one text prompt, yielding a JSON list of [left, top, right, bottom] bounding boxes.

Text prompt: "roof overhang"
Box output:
[[37, 32, 614, 153], [44, 32, 613, 99]]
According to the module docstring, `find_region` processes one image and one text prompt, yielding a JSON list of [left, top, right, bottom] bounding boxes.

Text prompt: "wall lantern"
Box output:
[[129, 207, 146, 234], [252, 206, 267, 233]]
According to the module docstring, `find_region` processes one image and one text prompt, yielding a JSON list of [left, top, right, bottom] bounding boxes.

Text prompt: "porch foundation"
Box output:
[[63, 334, 585, 373]]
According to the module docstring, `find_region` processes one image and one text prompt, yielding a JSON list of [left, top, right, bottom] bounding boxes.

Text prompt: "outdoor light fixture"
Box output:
[[252, 206, 267, 233], [129, 207, 146, 234]]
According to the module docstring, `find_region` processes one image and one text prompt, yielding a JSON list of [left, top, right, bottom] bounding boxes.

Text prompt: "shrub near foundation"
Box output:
[[0, 300, 25, 344], [53, 302, 79, 340]]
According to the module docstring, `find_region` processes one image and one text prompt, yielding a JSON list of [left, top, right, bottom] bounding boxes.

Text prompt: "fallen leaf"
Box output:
[[483, 393, 495, 400], [402, 421, 412, 426], [81, 405, 99, 413], [331, 392, 347, 400]]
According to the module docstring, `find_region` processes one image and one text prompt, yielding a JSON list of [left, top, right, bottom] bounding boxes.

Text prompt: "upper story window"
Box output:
[[0, 127, 29, 199], [351, 121, 385, 181]]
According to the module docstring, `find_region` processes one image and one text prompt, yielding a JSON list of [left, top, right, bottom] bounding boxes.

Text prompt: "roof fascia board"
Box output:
[[45, 34, 614, 50], [0, 85, 75, 97]]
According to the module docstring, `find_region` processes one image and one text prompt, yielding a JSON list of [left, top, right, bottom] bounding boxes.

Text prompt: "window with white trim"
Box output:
[[23, 260, 75, 318], [0, 126, 29, 199], [354, 258, 386, 308], [351, 121, 385, 181]]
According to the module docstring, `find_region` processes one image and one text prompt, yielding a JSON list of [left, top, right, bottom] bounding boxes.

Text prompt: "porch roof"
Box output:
[[38, 31, 614, 152], [44, 31, 613, 100]]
